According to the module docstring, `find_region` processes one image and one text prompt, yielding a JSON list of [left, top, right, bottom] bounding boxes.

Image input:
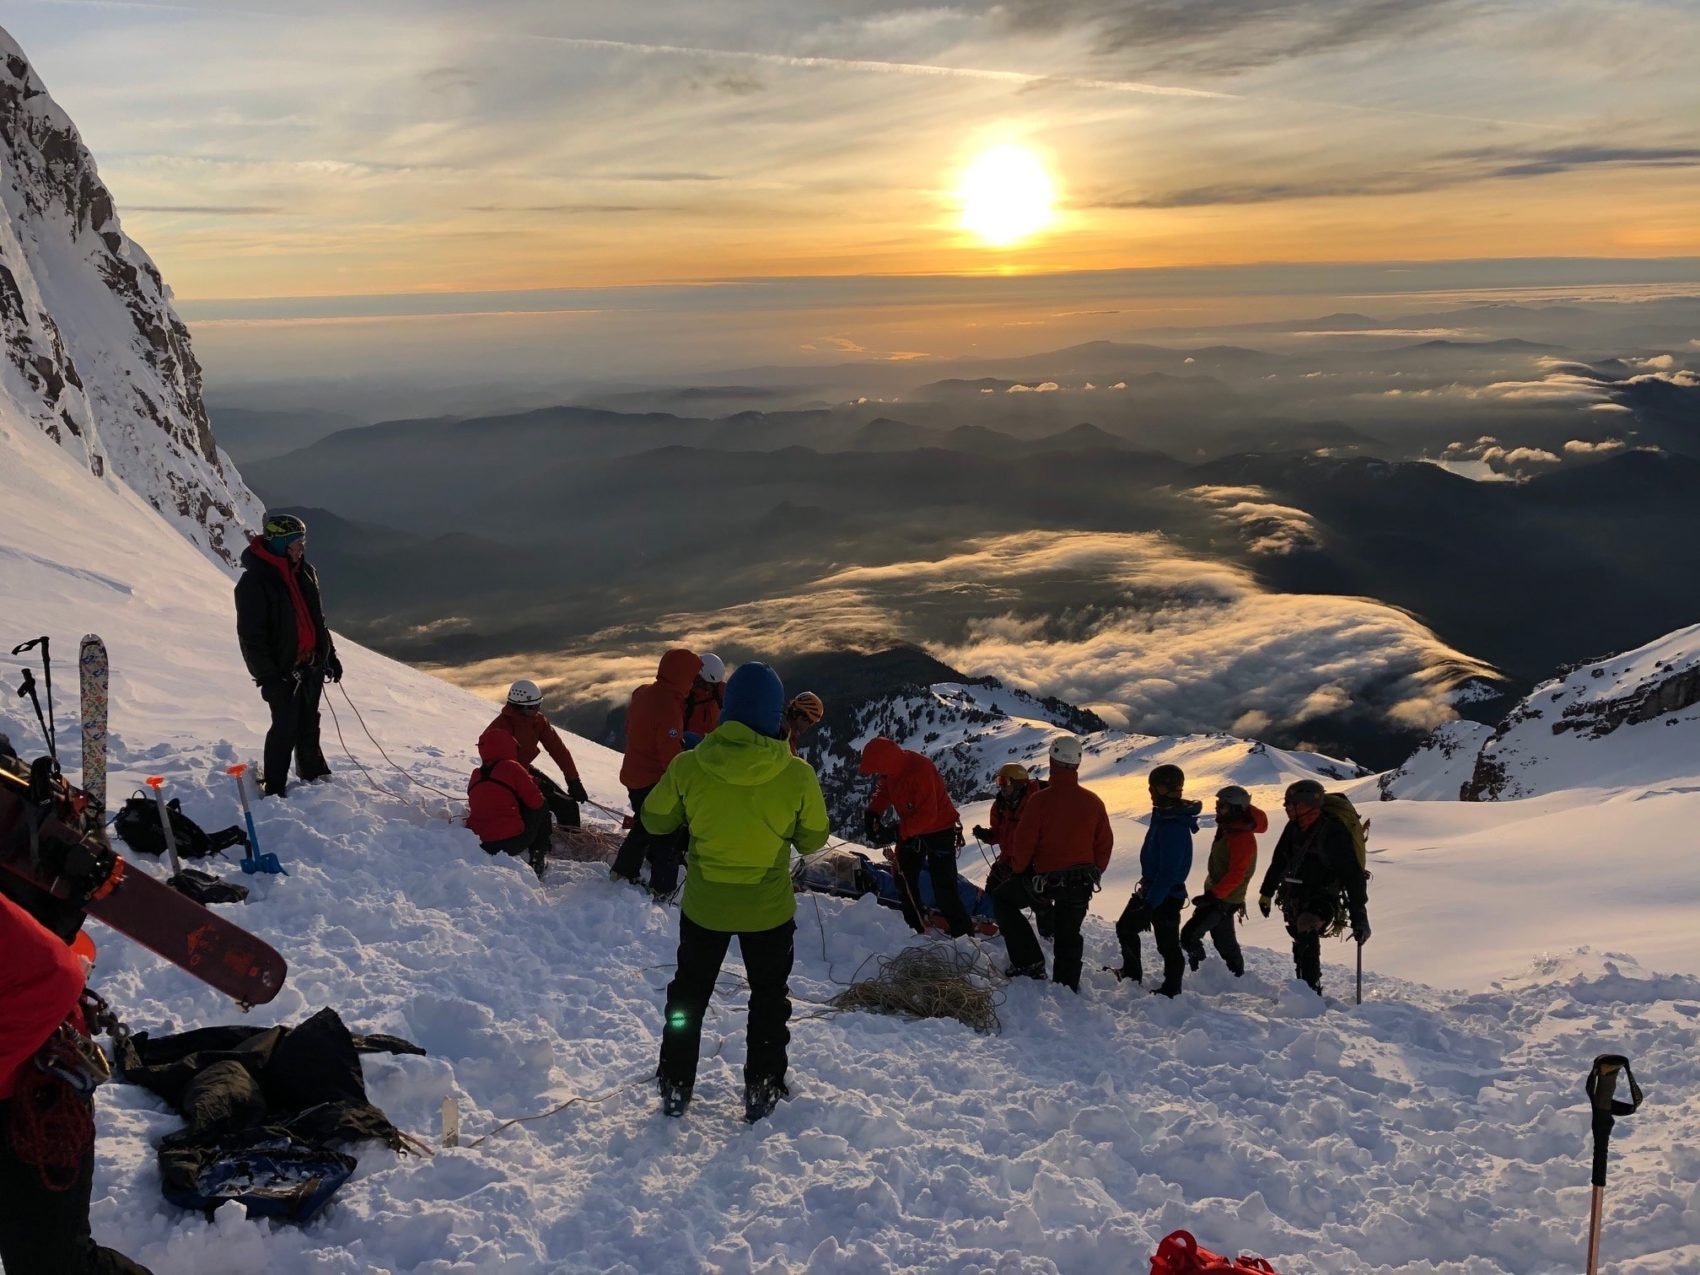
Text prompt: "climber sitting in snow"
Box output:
[[467, 727, 551, 880], [487, 680, 589, 831]]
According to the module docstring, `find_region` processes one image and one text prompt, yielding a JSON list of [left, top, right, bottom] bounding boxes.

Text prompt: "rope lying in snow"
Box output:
[[460, 1039, 726, 1148], [824, 940, 1005, 1034], [334, 684, 464, 805]]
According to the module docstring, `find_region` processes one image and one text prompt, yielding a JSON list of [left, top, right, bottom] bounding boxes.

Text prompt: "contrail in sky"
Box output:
[[524, 32, 1563, 131]]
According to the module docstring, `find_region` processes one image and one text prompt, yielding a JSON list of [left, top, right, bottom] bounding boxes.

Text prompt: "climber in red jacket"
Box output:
[[860, 736, 970, 938], [468, 727, 550, 879]]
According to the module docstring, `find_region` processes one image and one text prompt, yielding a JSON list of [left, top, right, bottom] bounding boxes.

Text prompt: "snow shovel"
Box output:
[[226, 763, 286, 875], [1585, 1052, 1643, 1274]]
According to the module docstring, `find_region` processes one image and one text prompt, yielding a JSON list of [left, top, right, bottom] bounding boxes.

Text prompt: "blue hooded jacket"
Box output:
[[1138, 800, 1201, 904]]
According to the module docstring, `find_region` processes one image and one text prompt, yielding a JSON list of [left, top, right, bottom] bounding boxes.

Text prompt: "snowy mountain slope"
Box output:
[[1458, 625, 1700, 801], [1375, 719, 1495, 800], [5, 388, 1700, 1271], [0, 28, 259, 564]]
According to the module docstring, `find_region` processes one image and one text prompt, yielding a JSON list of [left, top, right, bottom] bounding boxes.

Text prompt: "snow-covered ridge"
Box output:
[[0, 26, 259, 564], [1377, 624, 1700, 802]]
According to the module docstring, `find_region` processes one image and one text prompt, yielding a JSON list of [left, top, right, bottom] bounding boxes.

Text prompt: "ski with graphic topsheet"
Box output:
[[79, 634, 108, 818], [0, 755, 286, 1006]]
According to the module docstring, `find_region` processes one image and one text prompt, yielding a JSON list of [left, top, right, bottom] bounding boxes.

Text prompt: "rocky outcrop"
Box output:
[[1459, 624, 1700, 801], [0, 27, 259, 563]]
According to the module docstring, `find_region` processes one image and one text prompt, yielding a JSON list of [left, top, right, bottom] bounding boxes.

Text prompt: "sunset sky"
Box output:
[[11, 0, 1700, 379]]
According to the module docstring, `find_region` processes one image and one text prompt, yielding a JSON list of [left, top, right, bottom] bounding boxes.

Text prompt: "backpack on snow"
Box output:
[[114, 792, 248, 861], [1151, 1230, 1279, 1274]]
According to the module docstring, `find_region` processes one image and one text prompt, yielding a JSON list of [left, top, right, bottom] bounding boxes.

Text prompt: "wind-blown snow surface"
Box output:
[[5, 405, 1700, 1273]]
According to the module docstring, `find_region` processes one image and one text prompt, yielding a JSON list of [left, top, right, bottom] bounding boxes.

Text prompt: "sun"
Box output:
[[957, 144, 1056, 248]]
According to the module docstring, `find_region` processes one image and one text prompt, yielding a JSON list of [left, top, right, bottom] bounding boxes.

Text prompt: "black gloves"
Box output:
[[1258, 895, 1273, 919], [971, 825, 993, 843], [566, 776, 589, 804], [1191, 893, 1213, 909], [324, 652, 343, 683], [1350, 910, 1371, 945], [863, 810, 893, 847]]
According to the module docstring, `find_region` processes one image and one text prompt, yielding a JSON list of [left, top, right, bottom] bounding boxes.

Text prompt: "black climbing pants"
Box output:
[[260, 668, 329, 796], [659, 914, 796, 1089], [895, 829, 971, 938], [1180, 896, 1245, 976]]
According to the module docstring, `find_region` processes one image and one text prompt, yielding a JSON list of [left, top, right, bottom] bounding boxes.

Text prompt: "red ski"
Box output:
[[0, 755, 287, 1007]]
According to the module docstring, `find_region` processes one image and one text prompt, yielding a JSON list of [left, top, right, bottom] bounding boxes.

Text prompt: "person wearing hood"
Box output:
[[1, 894, 152, 1275], [990, 738, 1111, 992], [1180, 786, 1268, 978], [467, 727, 551, 879], [609, 648, 703, 892], [234, 512, 340, 798], [1112, 764, 1200, 998], [642, 663, 829, 1122], [859, 736, 971, 938], [487, 680, 588, 830]]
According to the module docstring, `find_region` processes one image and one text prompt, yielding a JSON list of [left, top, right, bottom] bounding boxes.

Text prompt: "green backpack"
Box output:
[[1319, 792, 1369, 937]]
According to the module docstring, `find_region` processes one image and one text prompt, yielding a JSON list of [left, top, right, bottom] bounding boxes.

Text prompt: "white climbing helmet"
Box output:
[[1050, 735, 1084, 767], [506, 679, 543, 709], [697, 653, 726, 684]]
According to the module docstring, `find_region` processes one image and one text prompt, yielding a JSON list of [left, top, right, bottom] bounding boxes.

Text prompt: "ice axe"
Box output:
[[226, 763, 286, 875], [1585, 1052, 1643, 1274]]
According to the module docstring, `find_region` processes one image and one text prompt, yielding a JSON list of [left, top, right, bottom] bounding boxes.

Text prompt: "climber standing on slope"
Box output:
[[859, 736, 971, 938], [975, 762, 1055, 939], [989, 738, 1111, 992], [1112, 764, 1200, 998], [643, 663, 830, 1122], [234, 512, 340, 798], [1180, 786, 1267, 978], [486, 680, 589, 830], [1257, 779, 1370, 997], [609, 649, 702, 894]]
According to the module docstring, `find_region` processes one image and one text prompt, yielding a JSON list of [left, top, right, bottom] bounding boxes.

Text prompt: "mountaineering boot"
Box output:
[[744, 1075, 789, 1123], [529, 845, 547, 881], [1183, 940, 1206, 972], [1105, 963, 1141, 983], [608, 867, 639, 885], [1003, 961, 1046, 980], [658, 1075, 693, 1118]]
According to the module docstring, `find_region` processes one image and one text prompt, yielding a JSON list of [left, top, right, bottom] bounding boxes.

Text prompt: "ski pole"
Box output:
[[1356, 941, 1363, 1006], [144, 776, 183, 878], [10, 636, 54, 757], [14, 669, 57, 764], [1585, 1053, 1643, 1274]]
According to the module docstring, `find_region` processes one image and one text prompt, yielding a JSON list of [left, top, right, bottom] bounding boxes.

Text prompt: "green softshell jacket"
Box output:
[[641, 721, 830, 932]]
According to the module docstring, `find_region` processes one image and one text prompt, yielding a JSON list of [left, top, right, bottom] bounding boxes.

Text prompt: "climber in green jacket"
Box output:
[[642, 661, 829, 1123]]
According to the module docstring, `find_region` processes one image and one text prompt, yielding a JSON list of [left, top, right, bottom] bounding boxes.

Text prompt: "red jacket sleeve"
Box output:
[[538, 718, 579, 780], [868, 777, 894, 817], [0, 894, 84, 1100]]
